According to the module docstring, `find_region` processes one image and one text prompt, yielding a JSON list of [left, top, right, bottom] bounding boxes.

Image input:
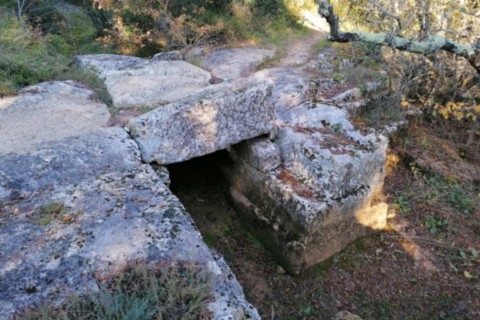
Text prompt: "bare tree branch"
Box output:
[[368, 0, 403, 35], [316, 0, 480, 75]]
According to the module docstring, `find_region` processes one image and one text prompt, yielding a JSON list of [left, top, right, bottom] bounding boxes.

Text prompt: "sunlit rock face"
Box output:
[[201, 48, 275, 81], [75, 54, 212, 109], [0, 83, 259, 320], [0, 81, 110, 156], [127, 80, 275, 165]]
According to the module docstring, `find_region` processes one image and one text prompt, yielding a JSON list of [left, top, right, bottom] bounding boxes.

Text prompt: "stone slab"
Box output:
[[128, 80, 275, 164], [75, 54, 212, 109], [0, 81, 110, 156], [0, 81, 259, 319], [0, 160, 259, 319], [250, 68, 317, 112], [202, 48, 275, 81]]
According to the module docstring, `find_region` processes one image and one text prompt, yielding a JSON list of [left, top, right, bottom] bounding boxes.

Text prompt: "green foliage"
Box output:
[[330, 123, 343, 134], [424, 175, 476, 215], [21, 261, 212, 320], [424, 215, 447, 235], [315, 38, 331, 50], [0, 11, 67, 94], [392, 195, 410, 215], [35, 202, 64, 225], [87, 0, 303, 56], [87, 0, 229, 56], [0, 2, 111, 96], [446, 183, 476, 215], [253, 0, 282, 16]]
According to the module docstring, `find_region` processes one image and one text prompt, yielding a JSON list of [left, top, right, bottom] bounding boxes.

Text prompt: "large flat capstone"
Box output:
[[201, 48, 275, 81], [0, 81, 110, 155], [75, 54, 212, 109], [127, 80, 275, 164], [0, 82, 259, 319]]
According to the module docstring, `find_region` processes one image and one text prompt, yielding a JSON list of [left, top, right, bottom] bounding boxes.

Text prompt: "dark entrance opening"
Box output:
[[166, 149, 283, 317], [167, 150, 237, 246]]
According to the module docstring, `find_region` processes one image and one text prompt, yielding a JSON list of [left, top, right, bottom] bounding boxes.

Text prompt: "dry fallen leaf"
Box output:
[[464, 271, 474, 280]]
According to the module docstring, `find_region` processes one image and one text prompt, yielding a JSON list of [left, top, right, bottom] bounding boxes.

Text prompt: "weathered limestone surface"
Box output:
[[249, 68, 317, 112], [75, 54, 212, 108], [128, 80, 275, 164], [0, 81, 110, 155], [74, 54, 144, 73], [0, 128, 141, 202], [152, 50, 183, 61], [228, 100, 388, 274], [201, 48, 275, 80], [0, 41, 393, 315], [0, 83, 259, 320], [233, 137, 281, 173]]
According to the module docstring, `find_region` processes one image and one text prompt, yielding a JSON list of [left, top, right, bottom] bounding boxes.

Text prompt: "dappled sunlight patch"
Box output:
[[401, 242, 433, 269], [0, 95, 17, 110], [355, 200, 388, 230], [391, 218, 439, 273], [298, 9, 330, 32], [385, 152, 400, 176]]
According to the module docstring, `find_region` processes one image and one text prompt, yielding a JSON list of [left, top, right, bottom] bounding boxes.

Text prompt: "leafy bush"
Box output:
[[0, 11, 69, 94], [19, 261, 213, 320], [0, 2, 113, 96]]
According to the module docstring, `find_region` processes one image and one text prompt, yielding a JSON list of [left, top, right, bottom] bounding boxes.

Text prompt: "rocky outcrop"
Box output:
[[1, 42, 393, 316], [75, 54, 212, 109], [227, 101, 388, 274], [111, 47, 388, 274], [0, 83, 259, 320], [127, 80, 275, 164], [201, 48, 275, 80]]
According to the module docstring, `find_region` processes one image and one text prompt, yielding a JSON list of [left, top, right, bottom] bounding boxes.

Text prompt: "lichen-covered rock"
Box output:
[[0, 81, 259, 319], [302, 48, 336, 73], [0, 129, 141, 203], [202, 48, 275, 81], [127, 80, 275, 164], [74, 54, 145, 74], [249, 68, 317, 112], [75, 54, 212, 108], [0, 161, 259, 319], [228, 102, 388, 274], [0, 81, 110, 155], [233, 137, 281, 173]]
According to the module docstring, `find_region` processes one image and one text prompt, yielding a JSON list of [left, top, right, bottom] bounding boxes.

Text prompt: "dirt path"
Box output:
[[274, 30, 326, 68]]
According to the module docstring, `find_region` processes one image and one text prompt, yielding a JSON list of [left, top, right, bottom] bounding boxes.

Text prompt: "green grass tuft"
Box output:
[[20, 261, 212, 320]]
